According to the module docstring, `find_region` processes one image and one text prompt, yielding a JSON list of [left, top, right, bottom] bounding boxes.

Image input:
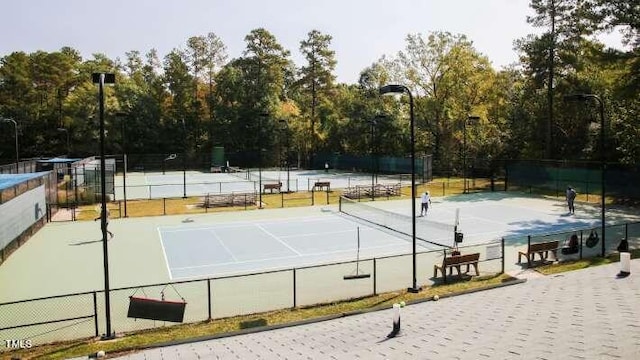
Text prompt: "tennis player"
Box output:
[[94, 205, 114, 239], [420, 191, 431, 216]]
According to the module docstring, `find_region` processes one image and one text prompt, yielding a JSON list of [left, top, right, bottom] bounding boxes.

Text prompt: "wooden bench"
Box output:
[[434, 252, 480, 283], [263, 182, 282, 193], [314, 181, 331, 191], [518, 240, 559, 266]]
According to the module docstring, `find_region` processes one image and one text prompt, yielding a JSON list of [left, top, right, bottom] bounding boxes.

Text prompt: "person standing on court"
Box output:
[[420, 191, 431, 216], [566, 186, 577, 214], [94, 205, 114, 239]]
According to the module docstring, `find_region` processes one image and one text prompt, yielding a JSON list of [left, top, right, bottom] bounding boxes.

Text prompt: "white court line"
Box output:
[[159, 215, 341, 232], [279, 228, 364, 239], [170, 242, 406, 271], [256, 224, 302, 256], [210, 228, 238, 262], [157, 227, 172, 278]]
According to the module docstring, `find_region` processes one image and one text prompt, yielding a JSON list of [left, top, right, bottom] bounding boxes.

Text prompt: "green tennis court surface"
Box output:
[[2, 192, 639, 304]]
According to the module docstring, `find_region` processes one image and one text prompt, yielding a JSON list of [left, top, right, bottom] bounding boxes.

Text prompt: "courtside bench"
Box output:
[[518, 240, 559, 267], [314, 181, 331, 191], [263, 182, 282, 193], [434, 252, 480, 283]]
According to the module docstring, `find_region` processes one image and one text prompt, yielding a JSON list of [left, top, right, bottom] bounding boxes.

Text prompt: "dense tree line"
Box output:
[[0, 1, 638, 173]]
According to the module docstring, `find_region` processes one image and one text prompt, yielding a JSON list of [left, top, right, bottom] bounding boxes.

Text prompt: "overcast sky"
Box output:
[[1, 0, 625, 84]]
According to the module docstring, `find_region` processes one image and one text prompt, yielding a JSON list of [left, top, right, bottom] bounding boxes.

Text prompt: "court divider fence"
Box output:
[[0, 237, 505, 348], [2, 220, 639, 350], [47, 177, 504, 222]]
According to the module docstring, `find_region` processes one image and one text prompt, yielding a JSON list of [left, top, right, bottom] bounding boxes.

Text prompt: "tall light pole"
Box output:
[[258, 113, 269, 208], [379, 84, 420, 293], [1, 118, 18, 173], [57, 127, 70, 156], [181, 119, 187, 199], [368, 114, 386, 201], [92, 72, 115, 339], [463, 116, 480, 193], [115, 112, 128, 217], [279, 119, 290, 193], [564, 94, 606, 257]]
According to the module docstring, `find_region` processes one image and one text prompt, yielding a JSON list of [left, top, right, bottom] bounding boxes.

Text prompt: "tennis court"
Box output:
[[3, 192, 639, 304], [113, 169, 409, 200], [159, 214, 438, 280], [360, 193, 614, 246]]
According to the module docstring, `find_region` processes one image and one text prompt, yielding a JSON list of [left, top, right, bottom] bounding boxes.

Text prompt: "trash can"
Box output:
[[617, 238, 630, 278]]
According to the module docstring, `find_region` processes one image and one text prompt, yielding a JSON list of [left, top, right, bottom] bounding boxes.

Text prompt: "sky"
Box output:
[[0, 0, 626, 84]]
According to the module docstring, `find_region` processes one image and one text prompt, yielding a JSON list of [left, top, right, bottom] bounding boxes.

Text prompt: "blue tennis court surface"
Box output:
[[159, 213, 438, 279], [156, 192, 639, 281]]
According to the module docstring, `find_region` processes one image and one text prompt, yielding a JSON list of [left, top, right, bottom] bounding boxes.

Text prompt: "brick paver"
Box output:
[[114, 260, 640, 360]]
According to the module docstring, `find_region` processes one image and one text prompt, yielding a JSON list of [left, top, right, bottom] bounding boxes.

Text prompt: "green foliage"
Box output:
[[1, 12, 639, 169]]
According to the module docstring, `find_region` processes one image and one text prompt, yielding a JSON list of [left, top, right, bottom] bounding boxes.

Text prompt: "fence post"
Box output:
[[579, 230, 583, 259], [373, 258, 377, 296], [625, 222, 628, 241], [118, 201, 122, 218], [504, 166, 508, 191], [163, 198, 166, 215], [311, 188, 314, 206], [281, 191, 284, 208], [93, 292, 99, 337], [586, 181, 589, 202], [207, 279, 212, 320], [501, 238, 505, 274], [442, 182, 445, 196], [326, 189, 329, 204], [292, 268, 297, 308]]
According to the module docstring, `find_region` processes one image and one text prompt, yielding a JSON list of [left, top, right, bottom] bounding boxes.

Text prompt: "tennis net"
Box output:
[[228, 167, 249, 181], [339, 196, 454, 248], [248, 171, 280, 183]]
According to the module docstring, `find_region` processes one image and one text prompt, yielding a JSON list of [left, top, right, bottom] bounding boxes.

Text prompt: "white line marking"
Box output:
[[170, 242, 405, 271], [159, 215, 340, 232], [256, 224, 302, 256], [158, 228, 173, 279], [279, 229, 363, 239], [211, 229, 237, 262]]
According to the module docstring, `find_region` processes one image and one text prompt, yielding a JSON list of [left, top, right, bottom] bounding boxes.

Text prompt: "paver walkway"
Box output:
[[112, 260, 640, 360]]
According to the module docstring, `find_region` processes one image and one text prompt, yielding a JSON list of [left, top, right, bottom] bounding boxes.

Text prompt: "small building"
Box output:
[[0, 172, 54, 264]]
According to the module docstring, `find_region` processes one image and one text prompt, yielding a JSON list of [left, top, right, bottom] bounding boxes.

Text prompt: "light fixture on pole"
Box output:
[[57, 127, 70, 156], [1, 118, 19, 173], [92, 72, 115, 339], [463, 116, 480, 194], [115, 112, 128, 218], [564, 93, 606, 257], [379, 84, 420, 293]]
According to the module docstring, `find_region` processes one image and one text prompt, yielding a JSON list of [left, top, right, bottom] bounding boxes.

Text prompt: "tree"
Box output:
[[185, 33, 227, 149], [394, 32, 497, 173], [296, 30, 337, 165], [211, 29, 292, 166], [163, 49, 195, 153]]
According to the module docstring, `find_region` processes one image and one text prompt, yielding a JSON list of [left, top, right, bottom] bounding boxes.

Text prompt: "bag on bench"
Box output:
[[561, 234, 579, 255]]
